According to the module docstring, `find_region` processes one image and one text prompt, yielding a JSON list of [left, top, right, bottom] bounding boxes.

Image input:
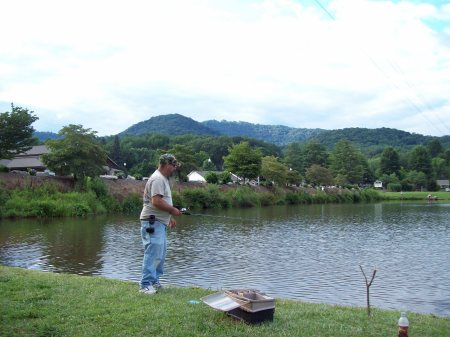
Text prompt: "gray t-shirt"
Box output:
[[140, 169, 172, 225]]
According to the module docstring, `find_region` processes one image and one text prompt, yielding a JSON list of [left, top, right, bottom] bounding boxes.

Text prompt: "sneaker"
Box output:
[[139, 285, 156, 295], [153, 282, 164, 290]]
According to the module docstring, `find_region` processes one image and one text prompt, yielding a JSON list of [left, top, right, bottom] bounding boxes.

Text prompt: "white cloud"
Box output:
[[0, 0, 449, 137]]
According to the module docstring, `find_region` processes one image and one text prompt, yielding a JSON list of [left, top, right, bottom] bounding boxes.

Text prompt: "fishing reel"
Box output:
[[180, 208, 191, 215]]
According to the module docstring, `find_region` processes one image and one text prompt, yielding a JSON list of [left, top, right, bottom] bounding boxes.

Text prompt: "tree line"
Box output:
[[1, 105, 449, 191]]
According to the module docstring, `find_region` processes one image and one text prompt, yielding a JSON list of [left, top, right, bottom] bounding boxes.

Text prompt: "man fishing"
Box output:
[[139, 153, 182, 295]]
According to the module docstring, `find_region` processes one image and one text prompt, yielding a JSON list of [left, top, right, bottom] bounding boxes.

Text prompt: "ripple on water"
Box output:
[[0, 203, 449, 316]]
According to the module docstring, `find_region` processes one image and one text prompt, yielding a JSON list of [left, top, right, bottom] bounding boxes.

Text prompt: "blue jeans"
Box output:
[[140, 220, 167, 288]]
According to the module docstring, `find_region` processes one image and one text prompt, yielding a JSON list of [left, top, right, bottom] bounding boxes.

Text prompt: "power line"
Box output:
[[310, 0, 448, 136]]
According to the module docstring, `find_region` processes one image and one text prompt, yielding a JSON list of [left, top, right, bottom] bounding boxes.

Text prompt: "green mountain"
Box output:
[[202, 120, 323, 146], [117, 114, 450, 154], [310, 127, 425, 155], [120, 114, 218, 136], [34, 131, 61, 142]]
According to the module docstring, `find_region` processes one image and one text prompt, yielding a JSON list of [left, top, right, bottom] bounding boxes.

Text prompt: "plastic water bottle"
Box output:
[[398, 312, 409, 337]]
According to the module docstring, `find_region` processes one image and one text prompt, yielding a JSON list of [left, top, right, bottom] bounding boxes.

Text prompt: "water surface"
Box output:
[[1, 202, 449, 316]]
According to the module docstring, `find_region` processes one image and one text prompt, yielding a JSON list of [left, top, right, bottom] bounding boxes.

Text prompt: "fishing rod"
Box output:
[[180, 208, 259, 221]]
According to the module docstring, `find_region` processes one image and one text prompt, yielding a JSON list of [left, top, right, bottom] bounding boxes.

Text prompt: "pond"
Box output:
[[1, 202, 449, 316]]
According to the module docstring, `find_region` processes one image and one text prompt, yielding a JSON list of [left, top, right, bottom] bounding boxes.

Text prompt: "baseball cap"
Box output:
[[159, 153, 178, 167]]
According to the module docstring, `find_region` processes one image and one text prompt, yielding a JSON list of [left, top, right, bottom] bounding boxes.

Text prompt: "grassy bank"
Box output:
[[1, 266, 448, 337], [3, 178, 449, 219], [0, 179, 141, 218], [381, 191, 450, 200], [175, 185, 383, 210], [0, 178, 385, 218]]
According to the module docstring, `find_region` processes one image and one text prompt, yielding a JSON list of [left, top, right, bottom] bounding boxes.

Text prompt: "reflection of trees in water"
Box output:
[[41, 217, 107, 275]]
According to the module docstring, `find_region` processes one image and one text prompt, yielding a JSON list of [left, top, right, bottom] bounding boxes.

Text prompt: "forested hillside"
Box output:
[[202, 120, 323, 145], [33, 131, 60, 142], [120, 114, 218, 136], [309, 128, 450, 156], [35, 114, 449, 156]]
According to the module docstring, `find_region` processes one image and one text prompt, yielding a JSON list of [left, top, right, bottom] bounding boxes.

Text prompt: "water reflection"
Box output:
[[1, 202, 449, 316]]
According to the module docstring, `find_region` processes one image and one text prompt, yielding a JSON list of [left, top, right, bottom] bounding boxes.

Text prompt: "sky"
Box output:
[[1, 0, 449, 137]]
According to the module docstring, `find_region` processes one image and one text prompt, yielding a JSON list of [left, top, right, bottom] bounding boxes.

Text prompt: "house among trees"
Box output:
[[0, 145, 122, 177], [373, 180, 383, 189], [187, 171, 208, 183], [436, 180, 450, 190], [0, 145, 49, 171], [187, 170, 241, 184]]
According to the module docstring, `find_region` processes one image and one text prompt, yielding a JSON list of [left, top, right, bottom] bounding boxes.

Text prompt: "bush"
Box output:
[[219, 172, 232, 184], [360, 189, 382, 202], [99, 195, 122, 213], [122, 193, 142, 214], [0, 165, 8, 172], [72, 203, 91, 216], [34, 182, 59, 197], [205, 172, 219, 184], [259, 192, 277, 206], [180, 186, 226, 209], [311, 191, 329, 204], [87, 177, 108, 198], [0, 187, 11, 206], [29, 200, 61, 217], [285, 191, 301, 205], [387, 183, 402, 192], [226, 186, 260, 208]]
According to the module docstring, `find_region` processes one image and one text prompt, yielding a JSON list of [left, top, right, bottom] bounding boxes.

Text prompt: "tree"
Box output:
[[380, 147, 400, 176], [286, 169, 303, 186], [42, 124, 107, 189], [196, 136, 234, 169], [283, 142, 304, 174], [261, 156, 288, 186], [223, 141, 262, 182], [303, 140, 328, 169], [402, 170, 427, 191], [305, 165, 334, 186], [427, 139, 443, 158], [330, 139, 366, 185], [444, 149, 450, 166], [110, 135, 122, 165], [431, 157, 448, 180], [205, 172, 219, 184], [0, 104, 39, 159], [409, 145, 432, 177], [195, 150, 210, 168], [202, 158, 216, 171]]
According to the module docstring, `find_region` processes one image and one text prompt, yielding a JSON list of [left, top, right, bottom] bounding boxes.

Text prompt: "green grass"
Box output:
[[1, 266, 448, 337], [382, 191, 450, 200]]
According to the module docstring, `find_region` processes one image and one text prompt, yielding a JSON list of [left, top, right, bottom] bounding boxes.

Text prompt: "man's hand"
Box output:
[[170, 207, 182, 216], [168, 217, 177, 229]]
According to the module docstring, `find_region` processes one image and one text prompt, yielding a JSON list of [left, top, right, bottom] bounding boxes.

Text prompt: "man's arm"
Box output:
[[151, 195, 182, 216]]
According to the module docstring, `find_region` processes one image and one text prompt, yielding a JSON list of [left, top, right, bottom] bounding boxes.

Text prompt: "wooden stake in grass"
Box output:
[[360, 265, 377, 317]]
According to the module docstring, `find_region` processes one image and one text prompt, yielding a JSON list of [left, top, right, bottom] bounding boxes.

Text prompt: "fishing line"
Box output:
[[180, 208, 260, 221]]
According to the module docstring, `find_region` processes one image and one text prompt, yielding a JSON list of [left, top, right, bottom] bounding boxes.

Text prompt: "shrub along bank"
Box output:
[[0, 176, 385, 218]]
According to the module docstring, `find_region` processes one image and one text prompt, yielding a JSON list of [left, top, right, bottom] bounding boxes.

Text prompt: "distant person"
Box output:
[[139, 153, 182, 295]]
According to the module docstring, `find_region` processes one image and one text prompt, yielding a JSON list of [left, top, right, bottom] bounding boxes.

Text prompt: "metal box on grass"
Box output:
[[201, 289, 275, 325], [225, 289, 275, 312], [226, 307, 275, 324]]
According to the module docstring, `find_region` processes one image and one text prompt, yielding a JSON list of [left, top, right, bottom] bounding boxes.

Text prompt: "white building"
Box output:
[[374, 180, 383, 189], [187, 171, 207, 183], [187, 171, 242, 184]]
